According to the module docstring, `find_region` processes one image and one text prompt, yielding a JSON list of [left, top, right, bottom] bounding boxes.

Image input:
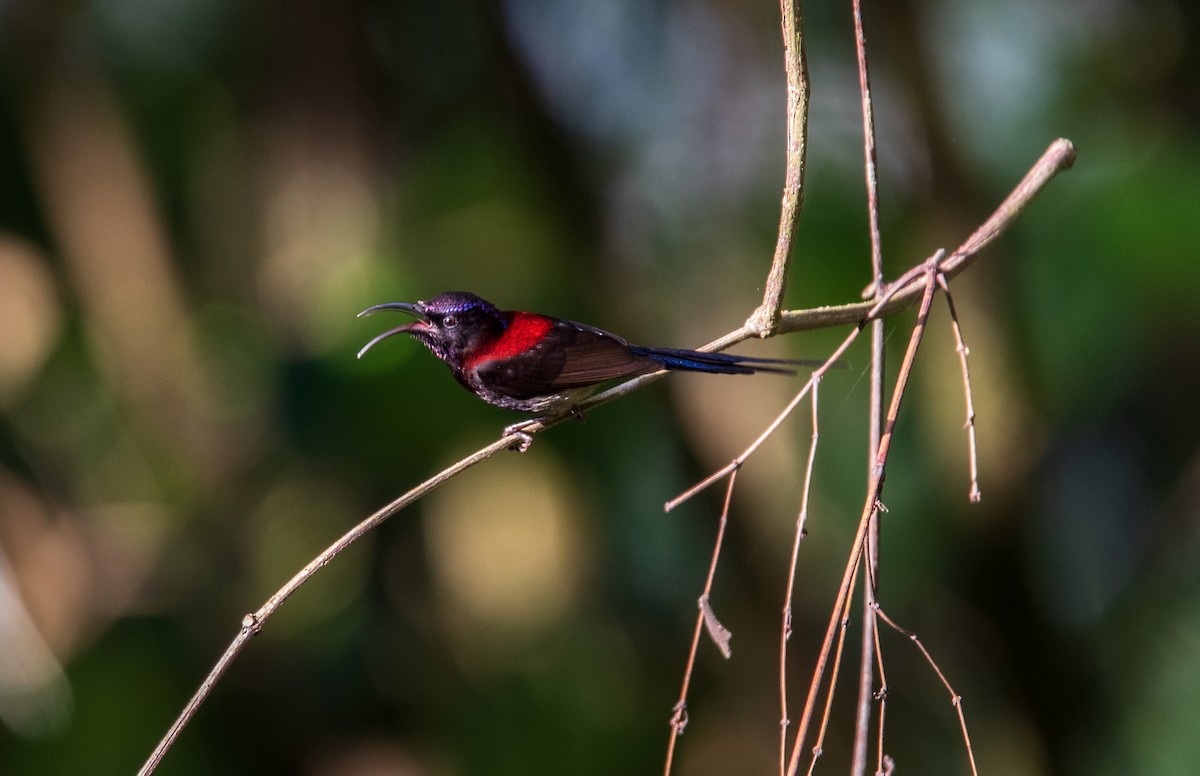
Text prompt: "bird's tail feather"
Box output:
[[628, 346, 826, 375]]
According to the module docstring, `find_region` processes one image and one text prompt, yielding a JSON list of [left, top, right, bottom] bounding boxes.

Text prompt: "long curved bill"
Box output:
[[356, 302, 429, 359]]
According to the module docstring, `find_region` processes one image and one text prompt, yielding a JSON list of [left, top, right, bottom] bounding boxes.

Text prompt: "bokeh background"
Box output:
[[0, 1, 1198, 774]]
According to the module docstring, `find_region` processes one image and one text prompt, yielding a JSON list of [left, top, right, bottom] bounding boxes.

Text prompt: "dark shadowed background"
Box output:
[[0, 1, 1198, 774]]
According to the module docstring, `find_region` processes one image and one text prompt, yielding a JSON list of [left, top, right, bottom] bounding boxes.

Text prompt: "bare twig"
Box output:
[[137, 433, 524, 776], [664, 470, 738, 776], [749, 0, 809, 336], [871, 595, 890, 776], [855, 0, 884, 298], [937, 274, 982, 502], [873, 603, 979, 776], [779, 381, 820, 776], [804, 568, 858, 776], [851, 0, 886, 772]]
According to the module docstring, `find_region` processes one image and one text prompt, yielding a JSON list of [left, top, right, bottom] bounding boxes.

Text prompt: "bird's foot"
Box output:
[[503, 406, 586, 452], [503, 419, 539, 452]]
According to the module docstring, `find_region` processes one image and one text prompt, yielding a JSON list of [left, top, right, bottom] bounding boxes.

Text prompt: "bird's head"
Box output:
[[357, 291, 505, 368]]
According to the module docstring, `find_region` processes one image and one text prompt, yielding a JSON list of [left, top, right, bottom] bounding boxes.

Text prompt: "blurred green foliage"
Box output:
[[0, 1, 1198, 774]]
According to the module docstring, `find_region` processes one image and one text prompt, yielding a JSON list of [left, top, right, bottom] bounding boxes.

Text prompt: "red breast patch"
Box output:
[[468, 312, 554, 367]]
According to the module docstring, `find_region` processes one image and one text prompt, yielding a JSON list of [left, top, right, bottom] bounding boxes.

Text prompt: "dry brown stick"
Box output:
[[804, 561, 859, 776], [854, 0, 884, 295], [873, 603, 979, 776], [779, 381, 820, 776], [851, 0, 886, 772], [136, 434, 523, 776], [937, 274, 982, 502], [786, 267, 939, 776], [750, 0, 810, 335], [663, 469, 739, 776], [871, 594, 891, 775]]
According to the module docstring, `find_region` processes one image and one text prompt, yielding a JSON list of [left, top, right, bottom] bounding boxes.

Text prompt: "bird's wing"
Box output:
[[552, 324, 664, 386], [474, 321, 659, 398]]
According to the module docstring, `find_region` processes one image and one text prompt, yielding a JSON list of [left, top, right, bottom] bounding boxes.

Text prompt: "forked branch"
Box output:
[[874, 603, 979, 776]]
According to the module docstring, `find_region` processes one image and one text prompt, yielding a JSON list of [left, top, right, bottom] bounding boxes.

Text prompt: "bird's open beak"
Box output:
[[356, 302, 431, 359]]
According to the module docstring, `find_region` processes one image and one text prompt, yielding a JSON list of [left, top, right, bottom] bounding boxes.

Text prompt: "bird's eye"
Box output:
[[442, 315, 458, 328]]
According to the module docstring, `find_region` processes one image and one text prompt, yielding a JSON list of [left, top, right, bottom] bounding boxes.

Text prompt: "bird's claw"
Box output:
[[504, 420, 538, 452]]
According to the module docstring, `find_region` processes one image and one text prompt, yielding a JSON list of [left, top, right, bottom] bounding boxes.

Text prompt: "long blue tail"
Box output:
[[628, 345, 819, 375]]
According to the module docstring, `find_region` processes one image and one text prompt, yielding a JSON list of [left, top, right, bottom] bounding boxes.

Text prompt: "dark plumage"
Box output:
[[358, 291, 808, 415]]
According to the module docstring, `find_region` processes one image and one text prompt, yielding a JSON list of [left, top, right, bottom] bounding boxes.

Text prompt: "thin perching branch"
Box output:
[[937, 274, 983, 502], [804, 561, 859, 776], [749, 0, 809, 335], [870, 591, 891, 776], [778, 380, 820, 776], [137, 434, 524, 776], [663, 470, 739, 776], [873, 603, 979, 776], [851, 0, 886, 772]]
